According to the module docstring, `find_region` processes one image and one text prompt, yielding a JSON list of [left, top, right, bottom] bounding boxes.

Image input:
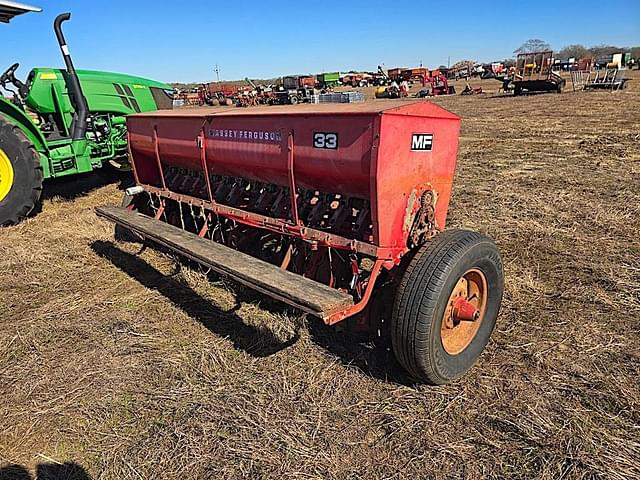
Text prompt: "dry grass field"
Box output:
[[1, 71, 639, 479]]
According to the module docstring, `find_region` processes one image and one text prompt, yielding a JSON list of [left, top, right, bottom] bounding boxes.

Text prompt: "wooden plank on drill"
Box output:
[[96, 206, 354, 320]]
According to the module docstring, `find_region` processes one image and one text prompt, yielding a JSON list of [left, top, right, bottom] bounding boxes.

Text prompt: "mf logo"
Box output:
[[411, 133, 433, 151]]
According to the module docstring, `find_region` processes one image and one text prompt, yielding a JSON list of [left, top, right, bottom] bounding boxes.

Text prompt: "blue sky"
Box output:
[[1, 0, 638, 83]]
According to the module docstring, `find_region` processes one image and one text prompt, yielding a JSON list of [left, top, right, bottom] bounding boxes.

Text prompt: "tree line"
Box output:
[[513, 38, 639, 61]]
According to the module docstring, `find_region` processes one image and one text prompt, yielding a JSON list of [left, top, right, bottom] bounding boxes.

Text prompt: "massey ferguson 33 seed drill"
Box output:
[[96, 101, 504, 385]]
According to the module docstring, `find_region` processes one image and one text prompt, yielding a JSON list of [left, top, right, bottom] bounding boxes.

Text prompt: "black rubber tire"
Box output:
[[513, 85, 522, 96], [391, 230, 504, 385], [0, 117, 43, 226]]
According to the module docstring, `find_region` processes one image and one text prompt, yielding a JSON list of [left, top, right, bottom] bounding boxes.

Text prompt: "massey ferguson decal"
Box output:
[[411, 133, 433, 151], [208, 128, 283, 143]]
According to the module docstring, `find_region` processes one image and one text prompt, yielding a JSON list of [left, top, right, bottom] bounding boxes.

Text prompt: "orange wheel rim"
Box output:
[[441, 268, 488, 355]]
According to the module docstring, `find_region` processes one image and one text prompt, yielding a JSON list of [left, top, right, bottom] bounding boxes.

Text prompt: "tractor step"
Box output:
[[95, 206, 354, 321]]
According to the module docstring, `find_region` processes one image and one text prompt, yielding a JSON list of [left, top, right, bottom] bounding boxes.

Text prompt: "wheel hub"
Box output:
[[441, 268, 488, 355], [0, 147, 14, 202]]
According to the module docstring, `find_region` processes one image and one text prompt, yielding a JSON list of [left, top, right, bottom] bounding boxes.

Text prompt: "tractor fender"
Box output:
[[0, 97, 48, 154]]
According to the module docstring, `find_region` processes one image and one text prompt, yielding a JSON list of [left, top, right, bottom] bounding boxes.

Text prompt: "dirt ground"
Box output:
[[1, 71, 639, 480]]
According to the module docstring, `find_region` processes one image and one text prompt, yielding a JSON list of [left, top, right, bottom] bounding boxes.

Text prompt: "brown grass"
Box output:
[[1, 71, 639, 479]]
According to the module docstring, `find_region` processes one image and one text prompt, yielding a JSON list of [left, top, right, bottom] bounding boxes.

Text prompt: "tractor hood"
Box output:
[[25, 68, 173, 116]]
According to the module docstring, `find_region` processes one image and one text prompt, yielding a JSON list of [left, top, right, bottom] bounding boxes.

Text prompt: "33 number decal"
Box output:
[[313, 132, 338, 149]]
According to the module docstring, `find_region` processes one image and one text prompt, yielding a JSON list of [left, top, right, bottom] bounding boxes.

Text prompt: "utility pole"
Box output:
[[214, 64, 220, 82], [448, 56, 450, 68]]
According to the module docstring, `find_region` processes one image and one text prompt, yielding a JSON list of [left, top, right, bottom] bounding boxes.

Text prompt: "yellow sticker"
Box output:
[[132, 84, 146, 89], [39, 72, 58, 80]]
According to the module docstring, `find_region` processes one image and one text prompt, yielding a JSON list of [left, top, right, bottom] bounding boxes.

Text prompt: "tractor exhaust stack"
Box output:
[[53, 12, 88, 140]]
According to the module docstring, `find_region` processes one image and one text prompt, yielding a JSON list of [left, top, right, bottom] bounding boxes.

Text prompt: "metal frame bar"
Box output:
[[140, 184, 396, 259], [286, 130, 301, 225], [325, 259, 385, 325], [152, 125, 167, 190], [198, 127, 214, 202]]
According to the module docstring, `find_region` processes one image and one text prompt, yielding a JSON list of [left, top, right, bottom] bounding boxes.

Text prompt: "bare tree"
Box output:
[[557, 44, 591, 60], [451, 60, 475, 70], [588, 44, 623, 60], [514, 39, 551, 55]]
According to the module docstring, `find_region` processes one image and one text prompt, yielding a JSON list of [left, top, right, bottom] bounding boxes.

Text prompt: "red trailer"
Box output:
[[206, 82, 238, 105], [340, 73, 371, 87], [96, 101, 504, 384], [401, 67, 430, 83], [387, 68, 403, 81]]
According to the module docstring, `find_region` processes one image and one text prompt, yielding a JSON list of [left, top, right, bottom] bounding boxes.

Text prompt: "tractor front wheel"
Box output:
[[391, 230, 504, 384], [0, 118, 43, 226]]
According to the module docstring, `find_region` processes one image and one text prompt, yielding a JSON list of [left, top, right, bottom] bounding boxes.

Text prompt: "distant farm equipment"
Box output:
[[340, 72, 372, 87], [447, 65, 471, 81], [512, 51, 566, 95], [374, 84, 405, 99], [316, 72, 340, 89], [571, 68, 629, 92], [204, 82, 238, 106], [415, 72, 455, 96], [274, 75, 316, 105]]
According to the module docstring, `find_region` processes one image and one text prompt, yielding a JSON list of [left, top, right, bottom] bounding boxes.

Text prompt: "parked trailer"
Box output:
[[316, 72, 340, 89], [513, 51, 566, 95], [401, 67, 429, 83], [205, 82, 238, 106], [387, 68, 404, 82], [96, 101, 505, 385], [340, 73, 371, 87]]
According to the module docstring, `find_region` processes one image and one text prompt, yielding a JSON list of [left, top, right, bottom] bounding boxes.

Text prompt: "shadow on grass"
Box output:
[[92, 240, 415, 385], [91, 240, 300, 358], [0, 462, 89, 480], [306, 318, 415, 386], [42, 167, 133, 201]]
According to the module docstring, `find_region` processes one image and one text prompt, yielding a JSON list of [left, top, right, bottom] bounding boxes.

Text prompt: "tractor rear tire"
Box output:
[[0, 117, 43, 226], [391, 230, 504, 385]]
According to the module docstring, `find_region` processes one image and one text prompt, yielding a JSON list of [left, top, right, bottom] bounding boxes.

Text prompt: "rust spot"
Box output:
[[402, 189, 417, 233]]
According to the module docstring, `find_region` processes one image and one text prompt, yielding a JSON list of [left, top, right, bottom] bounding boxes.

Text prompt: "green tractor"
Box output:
[[0, 3, 173, 225]]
